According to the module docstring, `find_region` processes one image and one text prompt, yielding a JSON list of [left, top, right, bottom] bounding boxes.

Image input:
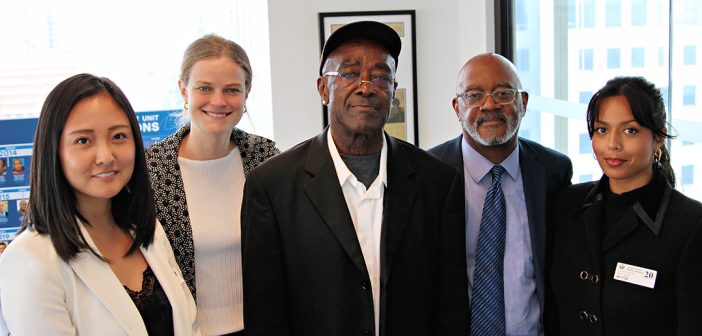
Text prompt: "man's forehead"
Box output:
[[325, 42, 396, 71], [328, 40, 392, 58], [458, 61, 520, 90]]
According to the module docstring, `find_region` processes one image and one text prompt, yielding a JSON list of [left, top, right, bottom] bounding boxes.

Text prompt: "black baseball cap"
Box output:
[[319, 20, 402, 75]]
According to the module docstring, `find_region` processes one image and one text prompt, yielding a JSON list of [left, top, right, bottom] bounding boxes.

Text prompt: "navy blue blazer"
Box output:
[[428, 135, 573, 316]]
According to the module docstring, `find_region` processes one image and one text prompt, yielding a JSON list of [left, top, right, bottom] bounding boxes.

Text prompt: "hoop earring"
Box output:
[[184, 102, 189, 110], [242, 105, 247, 113], [654, 147, 662, 163]]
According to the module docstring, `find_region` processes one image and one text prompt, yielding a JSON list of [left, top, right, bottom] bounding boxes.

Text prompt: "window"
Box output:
[[516, 0, 528, 30], [658, 46, 666, 66], [684, 45, 696, 65], [631, 0, 647, 26], [0, 1, 274, 139], [631, 47, 645, 67], [568, 0, 576, 28], [607, 48, 621, 69], [580, 48, 594, 70], [581, 0, 595, 28], [579, 174, 594, 183], [682, 165, 694, 185], [606, 0, 622, 27], [683, 86, 696, 106], [660, 87, 670, 109], [517, 48, 530, 71], [579, 91, 593, 104], [579, 133, 592, 154]]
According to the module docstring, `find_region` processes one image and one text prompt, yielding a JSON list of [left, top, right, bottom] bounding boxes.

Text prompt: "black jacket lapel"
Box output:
[[303, 131, 369, 279]]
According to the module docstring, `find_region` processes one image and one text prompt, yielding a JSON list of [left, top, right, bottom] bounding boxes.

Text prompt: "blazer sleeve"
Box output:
[[241, 171, 291, 336], [0, 236, 77, 335], [432, 171, 470, 335], [676, 217, 702, 335]]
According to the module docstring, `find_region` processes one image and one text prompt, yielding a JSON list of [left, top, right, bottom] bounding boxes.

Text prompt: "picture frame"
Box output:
[[318, 10, 418, 145]]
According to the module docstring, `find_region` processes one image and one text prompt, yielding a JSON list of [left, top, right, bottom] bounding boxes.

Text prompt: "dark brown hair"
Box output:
[[586, 76, 676, 186]]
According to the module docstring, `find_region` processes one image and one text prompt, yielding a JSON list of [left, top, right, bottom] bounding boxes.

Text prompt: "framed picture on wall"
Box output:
[[318, 10, 418, 145]]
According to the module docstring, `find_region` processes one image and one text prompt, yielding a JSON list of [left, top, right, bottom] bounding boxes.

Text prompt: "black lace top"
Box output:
[[124, 266, 174, 336]]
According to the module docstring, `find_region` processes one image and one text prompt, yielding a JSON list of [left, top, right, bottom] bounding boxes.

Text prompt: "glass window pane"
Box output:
[[684, 45, 697, 65], [607, 48, 621, 68], [579, 133, 592, 154], [517, 48, 530, 71], [580, 48, 594, 70], [606, 0, 622, 27], [581, 0, 595, 28], [631, 47, 645, 67], [683, 85, 696, 105], [631, 0, 648, 26], [682, 165, 694, 185]]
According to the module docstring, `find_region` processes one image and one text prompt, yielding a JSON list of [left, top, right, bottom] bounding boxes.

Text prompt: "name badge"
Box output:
[[613, 262, 657, 289]]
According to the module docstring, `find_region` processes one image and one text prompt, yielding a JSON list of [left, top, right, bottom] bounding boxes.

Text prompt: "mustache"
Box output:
[[475, 110, 508, 125]]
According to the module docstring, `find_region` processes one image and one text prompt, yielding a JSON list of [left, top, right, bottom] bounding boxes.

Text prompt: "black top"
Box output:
[[601, 172, 664, 238], [124, 266, 174, 336]]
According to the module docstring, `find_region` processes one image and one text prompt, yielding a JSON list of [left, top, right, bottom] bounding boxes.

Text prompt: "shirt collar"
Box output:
[[461, 136, 520, 183], [327, 129, 388, 189]]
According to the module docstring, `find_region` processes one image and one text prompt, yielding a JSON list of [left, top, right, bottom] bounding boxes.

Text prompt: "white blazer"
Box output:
[[0, 220, 200, 335]]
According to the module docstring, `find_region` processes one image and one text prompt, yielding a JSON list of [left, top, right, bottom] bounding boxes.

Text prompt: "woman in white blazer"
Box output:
[[0, 74, 200, 335]]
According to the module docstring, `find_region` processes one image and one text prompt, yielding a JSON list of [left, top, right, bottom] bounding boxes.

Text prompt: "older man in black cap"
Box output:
[[241, 21, 469, 336]]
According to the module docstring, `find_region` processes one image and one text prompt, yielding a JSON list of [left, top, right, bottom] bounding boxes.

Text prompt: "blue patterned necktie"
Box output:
[[471, 165, 506, 336]]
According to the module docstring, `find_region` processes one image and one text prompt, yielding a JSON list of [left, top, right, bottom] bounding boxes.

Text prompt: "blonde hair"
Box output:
[[180, 34, 252, 88]]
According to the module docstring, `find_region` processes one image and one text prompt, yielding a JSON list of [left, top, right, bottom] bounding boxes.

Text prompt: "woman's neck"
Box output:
[[608, 169, 654, 195], [179, 129, 235, 160]]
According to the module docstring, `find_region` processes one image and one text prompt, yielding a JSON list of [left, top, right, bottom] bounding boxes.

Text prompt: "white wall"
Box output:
[[267, 0, 494, 150]]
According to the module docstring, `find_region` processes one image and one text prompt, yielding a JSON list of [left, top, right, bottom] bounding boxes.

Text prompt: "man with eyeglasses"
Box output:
[[429, 53, 572, 336], [242, 21, 468, 336]]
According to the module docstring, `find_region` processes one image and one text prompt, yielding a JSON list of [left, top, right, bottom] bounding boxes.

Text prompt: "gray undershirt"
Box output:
[[339, 153, 381, 189]]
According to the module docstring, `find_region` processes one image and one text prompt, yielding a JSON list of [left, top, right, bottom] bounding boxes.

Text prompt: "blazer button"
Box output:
[[579, 310, 589, 321], [591, 274, 600, 285], [588, 313, 599, 324], [579, 310, 599, 324], [579, 271, 589, 280]]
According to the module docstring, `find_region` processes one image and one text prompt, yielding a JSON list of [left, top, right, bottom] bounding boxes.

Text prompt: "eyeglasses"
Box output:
[[456, 88, 525, 107], [323, 71, 396, 91]]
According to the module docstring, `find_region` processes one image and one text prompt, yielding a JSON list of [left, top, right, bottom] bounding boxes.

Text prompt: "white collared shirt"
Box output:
[[327, 129, 387, 336]]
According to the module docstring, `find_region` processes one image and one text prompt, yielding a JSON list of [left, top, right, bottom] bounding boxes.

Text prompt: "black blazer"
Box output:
[[548, 175, 702, 335], [428, 135, 573, 315], [241, 131, 469, 336]]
